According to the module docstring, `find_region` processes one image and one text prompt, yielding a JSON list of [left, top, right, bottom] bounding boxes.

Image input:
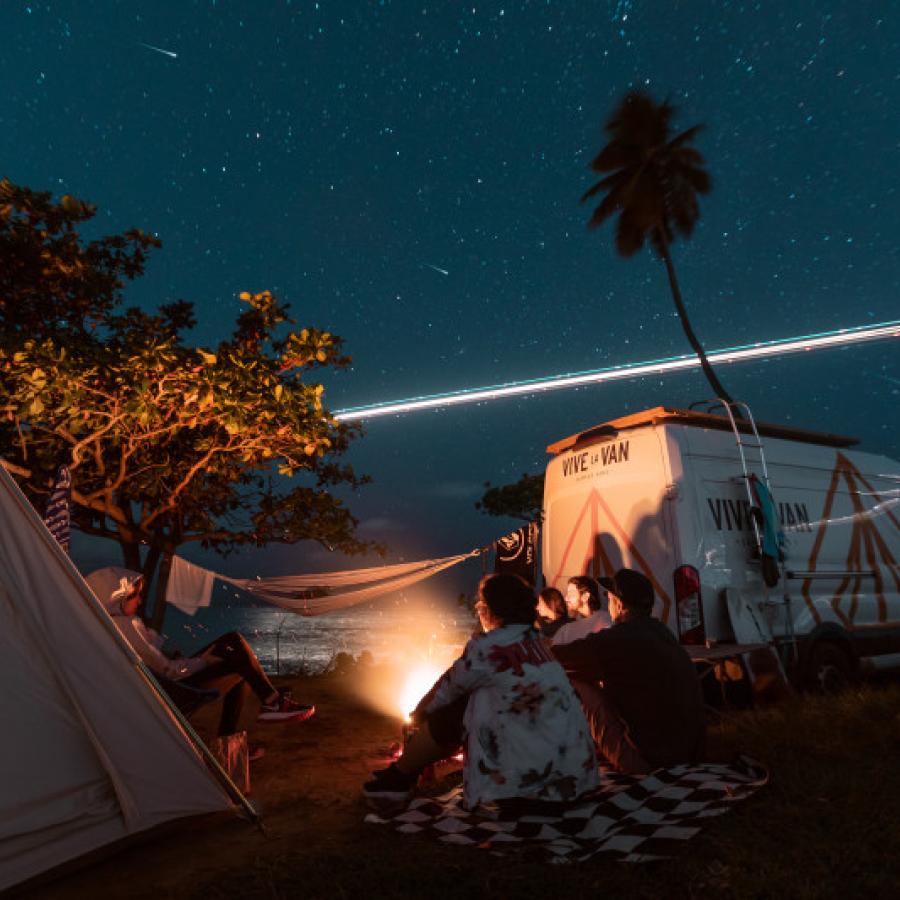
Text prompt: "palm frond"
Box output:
[[615, 211, 647, 257], [607, 92, 672, 147], [580, 171, 625, 203], [673, 147, 705, 166], [679, 165, 711, 194], [590, 141, 638, 173], [667, 123, 705, 150], [669, 189, 700, 237], [587, 189, 625, 228]]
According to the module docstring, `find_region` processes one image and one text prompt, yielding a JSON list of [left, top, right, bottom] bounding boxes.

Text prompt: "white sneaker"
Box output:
[[258, 693, 316, 723]]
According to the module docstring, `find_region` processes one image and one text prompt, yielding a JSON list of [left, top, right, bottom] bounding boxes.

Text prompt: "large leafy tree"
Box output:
[[582, 91, 732, 403], [0, 179, 159, 344], [476, 473, 544, 523], [0, 179, 375, 627]]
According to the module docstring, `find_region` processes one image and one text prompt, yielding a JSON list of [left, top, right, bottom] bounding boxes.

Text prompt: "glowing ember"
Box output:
[[397, 662, 445, 721]]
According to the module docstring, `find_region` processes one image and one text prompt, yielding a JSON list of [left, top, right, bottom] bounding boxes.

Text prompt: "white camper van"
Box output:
[[542, 406, 900, 689]]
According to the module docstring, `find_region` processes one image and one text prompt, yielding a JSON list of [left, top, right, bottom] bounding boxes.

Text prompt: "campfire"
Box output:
[[397, 662, 445, 722], [381, 661, 463, 766]]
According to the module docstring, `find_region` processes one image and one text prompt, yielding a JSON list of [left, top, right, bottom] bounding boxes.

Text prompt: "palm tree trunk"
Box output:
[[655, 228, 734, 404]]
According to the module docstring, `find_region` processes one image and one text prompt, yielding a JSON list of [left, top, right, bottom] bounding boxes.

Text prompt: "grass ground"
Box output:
[[32, 672, 900, 900]]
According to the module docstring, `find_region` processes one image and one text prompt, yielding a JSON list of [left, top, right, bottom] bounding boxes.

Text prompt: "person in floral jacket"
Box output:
[[364, 574, 598, 808]]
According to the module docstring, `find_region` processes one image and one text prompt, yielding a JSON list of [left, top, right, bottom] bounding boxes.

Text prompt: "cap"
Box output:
[[84, 566, 144, 612], [599, 568, 654, 613]]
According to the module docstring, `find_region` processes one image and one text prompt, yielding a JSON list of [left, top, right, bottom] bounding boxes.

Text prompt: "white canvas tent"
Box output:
[[0, 466, 247, 893]]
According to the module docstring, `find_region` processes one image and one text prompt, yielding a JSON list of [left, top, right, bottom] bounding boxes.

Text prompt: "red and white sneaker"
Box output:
[[258, 692, 316, 723]]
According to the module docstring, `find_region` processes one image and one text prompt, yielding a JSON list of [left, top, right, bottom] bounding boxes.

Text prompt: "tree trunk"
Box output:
[[141, 543, 162, 624], [120, 540, 142, 573], [142, 543, 162, 585], [149, 550, 172, 632], [656, 228, 734, 404]]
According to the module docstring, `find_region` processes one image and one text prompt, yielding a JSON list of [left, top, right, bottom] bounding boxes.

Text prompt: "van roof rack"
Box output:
[[546, 405, 859, 455]]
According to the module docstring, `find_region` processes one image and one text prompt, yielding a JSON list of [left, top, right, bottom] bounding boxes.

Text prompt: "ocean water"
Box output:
[[163, 600, 473, 675]]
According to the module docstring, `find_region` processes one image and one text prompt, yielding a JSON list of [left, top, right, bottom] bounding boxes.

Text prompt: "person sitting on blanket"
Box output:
[[364, 573, 599, 807], [552, 568, 705, 775], [86, 567, 315, 735], [550, 575, 612, 645]]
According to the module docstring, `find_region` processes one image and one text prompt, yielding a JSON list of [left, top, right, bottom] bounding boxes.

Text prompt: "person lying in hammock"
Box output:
[[86, 567, 315, 736], [364, 573, 598, 808]]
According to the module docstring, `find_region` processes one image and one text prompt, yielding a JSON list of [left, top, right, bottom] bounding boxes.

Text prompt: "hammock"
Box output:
[[166, 551, 482, 616]]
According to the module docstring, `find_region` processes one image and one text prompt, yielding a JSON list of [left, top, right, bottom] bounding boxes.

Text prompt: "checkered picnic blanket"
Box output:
[[365, 756, 767, 862]]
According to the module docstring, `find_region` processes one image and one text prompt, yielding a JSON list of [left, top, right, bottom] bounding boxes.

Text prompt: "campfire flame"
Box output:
[[397, 662, 445, 721]]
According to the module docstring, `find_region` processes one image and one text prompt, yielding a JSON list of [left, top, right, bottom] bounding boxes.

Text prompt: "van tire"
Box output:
[[803, 641, 857, 694]]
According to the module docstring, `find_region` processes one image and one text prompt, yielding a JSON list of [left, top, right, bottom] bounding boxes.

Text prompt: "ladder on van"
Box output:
[[691, 399, 771, 556], [692, 399, 798, 667]]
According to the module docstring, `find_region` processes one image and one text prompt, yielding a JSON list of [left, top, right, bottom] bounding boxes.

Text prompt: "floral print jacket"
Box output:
[[424, 622, 598, 809]]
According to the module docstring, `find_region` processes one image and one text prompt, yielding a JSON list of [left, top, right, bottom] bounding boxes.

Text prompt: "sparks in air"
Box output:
[[334, 319, 900, 421], [423, 263, 449, 276], [138, 42, 178, 59]]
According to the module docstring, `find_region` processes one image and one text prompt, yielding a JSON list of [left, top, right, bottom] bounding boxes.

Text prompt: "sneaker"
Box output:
[[362, 762, 418, 802], [248, 745, 266, 763], [258, 691, 316, 723]]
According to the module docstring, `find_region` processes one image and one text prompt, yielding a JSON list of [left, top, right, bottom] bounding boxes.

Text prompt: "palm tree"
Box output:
[[582, 90, 732, 403]]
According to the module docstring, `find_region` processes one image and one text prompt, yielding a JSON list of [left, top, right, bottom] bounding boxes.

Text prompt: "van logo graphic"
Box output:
[[497, 530, 524, 560], [706, 498, 812, 533], [562, 441, 630, 477], [494, 523, 539, 584], [802, 452, 900, 626], [549, 487, 671, 624]]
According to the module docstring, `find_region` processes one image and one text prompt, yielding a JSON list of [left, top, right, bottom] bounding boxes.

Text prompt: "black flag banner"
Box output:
[[42, 465, 72, 553], [493, 522, 539, 585]]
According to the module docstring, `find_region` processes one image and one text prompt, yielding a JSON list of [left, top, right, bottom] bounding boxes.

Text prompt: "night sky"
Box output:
[[3, 1, 898, 592]]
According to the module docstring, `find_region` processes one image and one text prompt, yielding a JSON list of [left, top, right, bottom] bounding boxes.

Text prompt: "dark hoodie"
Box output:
[[552, 612, 705, 768]]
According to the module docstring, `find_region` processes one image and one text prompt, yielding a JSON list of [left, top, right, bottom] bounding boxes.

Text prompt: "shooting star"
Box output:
[[138, 42, 178, 59], [423, 263, 449, 276], [334, 319, 900, 421]]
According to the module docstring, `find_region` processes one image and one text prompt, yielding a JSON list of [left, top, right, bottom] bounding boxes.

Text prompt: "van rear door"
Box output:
[[542, 425, 677, 627]]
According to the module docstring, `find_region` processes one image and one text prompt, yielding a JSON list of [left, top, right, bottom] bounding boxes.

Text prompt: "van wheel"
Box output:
[[804, 641, 856, 694]]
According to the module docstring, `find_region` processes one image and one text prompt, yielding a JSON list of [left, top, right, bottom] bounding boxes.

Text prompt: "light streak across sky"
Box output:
[[334, 320, 900, 421]]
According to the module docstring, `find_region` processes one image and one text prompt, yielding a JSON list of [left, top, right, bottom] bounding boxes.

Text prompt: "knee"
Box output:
[[223, 632, 251, 652]]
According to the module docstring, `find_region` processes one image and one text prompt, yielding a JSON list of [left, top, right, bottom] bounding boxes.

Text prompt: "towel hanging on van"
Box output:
[[749, 474, 784, 588]]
